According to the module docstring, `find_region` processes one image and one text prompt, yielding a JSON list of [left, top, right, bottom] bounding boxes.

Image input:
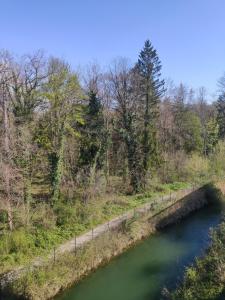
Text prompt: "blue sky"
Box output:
[[1, 0, 225, 97]]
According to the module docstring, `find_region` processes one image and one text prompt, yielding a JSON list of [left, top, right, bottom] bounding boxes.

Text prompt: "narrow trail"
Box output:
[[34, 186, 196, 263], [0, 186, 197, 286]]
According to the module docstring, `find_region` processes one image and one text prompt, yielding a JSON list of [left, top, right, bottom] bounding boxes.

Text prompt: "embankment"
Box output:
[[169, 182, 225, 300], [0, 184, 219, 300]]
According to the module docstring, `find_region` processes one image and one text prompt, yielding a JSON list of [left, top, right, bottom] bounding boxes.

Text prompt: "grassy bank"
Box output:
[[0, 181, 190, 275], [169, 184, 225, 300], [2, 184, 210, 300]]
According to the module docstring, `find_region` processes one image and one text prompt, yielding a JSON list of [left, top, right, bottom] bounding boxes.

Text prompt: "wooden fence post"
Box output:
[[74, 236, 77, 255], [53, 247, 56, 264]]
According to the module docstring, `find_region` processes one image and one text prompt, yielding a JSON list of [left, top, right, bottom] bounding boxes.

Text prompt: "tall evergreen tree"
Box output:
[[79, 91, 106, 182], [216, 92, 225, 139], [134, 40, 165, 180], [172, 83, 188, 151]]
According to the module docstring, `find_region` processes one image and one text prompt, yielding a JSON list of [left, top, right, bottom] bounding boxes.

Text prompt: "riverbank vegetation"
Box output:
[[170, 185, 225, 300], [170, 222, 225, 300], [4, 217, 152, 300], [1, 40, 225, 277], [4, 185, 209, 300]]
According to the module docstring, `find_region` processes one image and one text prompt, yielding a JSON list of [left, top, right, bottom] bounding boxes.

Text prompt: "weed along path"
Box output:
[[0, 184, 205, 296], [42, 186, 198, 260]]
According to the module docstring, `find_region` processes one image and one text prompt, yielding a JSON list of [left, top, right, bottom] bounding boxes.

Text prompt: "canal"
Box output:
[[56, 203, 222, 300]]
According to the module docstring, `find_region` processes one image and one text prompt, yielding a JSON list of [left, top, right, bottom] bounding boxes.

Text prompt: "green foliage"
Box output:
[[0, 180, 192, 273], [34, 58, 84, 204], [0, 210, 8, 228], [54, 202, 76, 227], [2, 44, 225, 295], [33, 228, 64, 249], [158, 144, 225, 184], [170, 183, 225, 300], [135, 39, 165, 177], [79, 91, 106, 171], [172, 83, 188, 151], [205, 117, 219, 154], [184, 153, 209, 183], [209, 141, 225, 177], [172, 221, 225, 300], [216, 92, 225, 139], [52, 135, 65, 204], [165, 181, 190, 191], [0, 231, 36, 266], [31, 203, 56, 229], [183, 111, 203, 153], [135, 40, 165, 100]]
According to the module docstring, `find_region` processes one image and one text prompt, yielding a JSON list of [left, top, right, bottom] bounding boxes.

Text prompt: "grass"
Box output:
[[5, 226, 143, 300], [0, 181, 191, 274]]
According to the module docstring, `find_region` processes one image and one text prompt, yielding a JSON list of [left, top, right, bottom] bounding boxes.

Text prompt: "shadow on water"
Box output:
[[56, 202, 222, 300]]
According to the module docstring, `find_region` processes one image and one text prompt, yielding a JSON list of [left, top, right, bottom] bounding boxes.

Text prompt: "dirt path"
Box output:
[[41, 186, 195, 261], [1, 186, 196, 286]]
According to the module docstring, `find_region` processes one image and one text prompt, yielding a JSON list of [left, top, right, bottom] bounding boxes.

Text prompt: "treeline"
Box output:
[[0, 40, 225, 231]]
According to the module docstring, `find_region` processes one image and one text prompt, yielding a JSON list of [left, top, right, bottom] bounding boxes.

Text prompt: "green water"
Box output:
[[57, 205, 222, 300]]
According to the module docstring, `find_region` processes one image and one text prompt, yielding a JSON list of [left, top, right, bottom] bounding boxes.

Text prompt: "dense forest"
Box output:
[[1, 40, 225, 274]]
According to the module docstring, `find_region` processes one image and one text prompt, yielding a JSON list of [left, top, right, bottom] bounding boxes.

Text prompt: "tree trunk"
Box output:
[[2, 83, 13, 230], [52, 133, 65, 204], [104, 116, 110, 186]]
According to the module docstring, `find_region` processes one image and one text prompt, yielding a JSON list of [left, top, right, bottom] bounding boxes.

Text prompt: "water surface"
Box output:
[[57, 204, 222, 300]]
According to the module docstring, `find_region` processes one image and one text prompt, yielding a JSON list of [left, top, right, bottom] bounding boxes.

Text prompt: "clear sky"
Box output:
[[1, 0, 225, 97]]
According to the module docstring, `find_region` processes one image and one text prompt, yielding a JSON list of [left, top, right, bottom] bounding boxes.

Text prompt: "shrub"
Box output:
[[184, 153, 209, 183], [54, 202, 76, 227], [31, 203, 56, 229], [209, 141, 225, 178], [171, 221, 225, 300]]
